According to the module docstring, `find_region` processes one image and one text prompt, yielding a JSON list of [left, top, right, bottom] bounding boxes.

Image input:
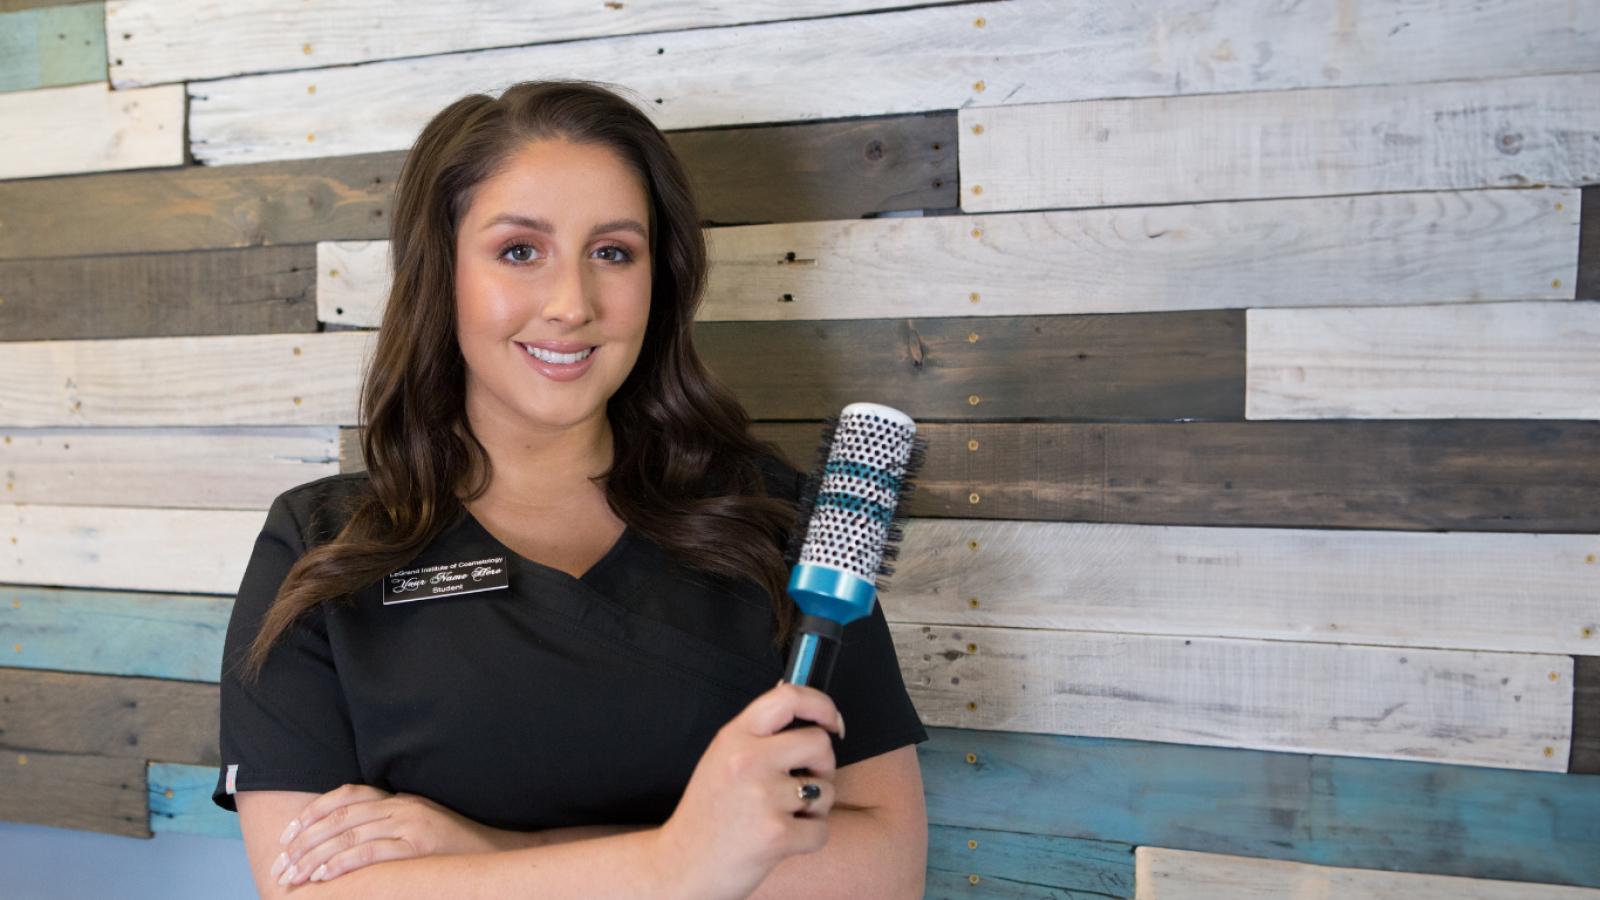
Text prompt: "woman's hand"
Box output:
[[652, 680, 846, 900], [269, 784, 510, 887]]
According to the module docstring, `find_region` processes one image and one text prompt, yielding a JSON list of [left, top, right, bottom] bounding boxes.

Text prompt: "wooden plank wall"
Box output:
[[2, 0, 1598, 895]]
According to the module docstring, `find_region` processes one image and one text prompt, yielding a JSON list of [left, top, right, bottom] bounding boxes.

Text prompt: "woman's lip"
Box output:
[[518, 341, 597, 353], [520, 343, 598, 381]]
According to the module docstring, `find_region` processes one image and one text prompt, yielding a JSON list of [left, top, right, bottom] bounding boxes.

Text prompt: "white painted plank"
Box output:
[[896, 622, 1572, 772], [882, 519, 1600, 657], [0, 504, 263, 594], [0, 426, 338, 508], [0, 81, 184, 180], [106, 0, 959, 88], [0, 332, 374, 427], [322, 188, 1579, 327], [1246, 300, 1600, 419], [1134, 846, 1600, 899], [961, 71, 1600, 211], [185, 0, 1600, 167]]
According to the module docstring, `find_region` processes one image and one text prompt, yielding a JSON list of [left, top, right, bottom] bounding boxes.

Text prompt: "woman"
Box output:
[[211, 79, 929, 898]]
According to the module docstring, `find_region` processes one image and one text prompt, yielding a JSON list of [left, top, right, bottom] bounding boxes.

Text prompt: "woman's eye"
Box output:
[[497, 242, 633, 266], [595, 244, 633, 263], [500, 243, 538, 264]]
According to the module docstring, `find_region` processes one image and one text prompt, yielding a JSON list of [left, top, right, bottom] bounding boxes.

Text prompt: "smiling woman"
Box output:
[[213, 79, 928, 899]]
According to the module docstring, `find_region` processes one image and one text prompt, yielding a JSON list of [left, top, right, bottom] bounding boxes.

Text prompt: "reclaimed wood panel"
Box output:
[[0, 667, 217, 765], [323, 188, 1579, 327], [921, 728, 1600, 888], [0, 749, 148, 837], [0, 80, 183, 180], [0, 313, 1241, 426], [148, 762, 239, 838], [928, 823, 1133, 898], [961, 72, 1600, 211], [1580, 186, 1598, 302], [2, 585, 230, 681], [0, 426, 338, 508], [0, 244, 318, 341], [897, 624, 1571, 772], [184, 0, 1600, 167], [881, 519, 1600, 657], [1575, 656, 1600, 774], [0, 113, 954, 260], [106, 0, 957, 88], [0, 1, 104, 93], [0, 504, 261, 593], [1134, 846, 1600, 899], [1247, 301, 1600, 420]]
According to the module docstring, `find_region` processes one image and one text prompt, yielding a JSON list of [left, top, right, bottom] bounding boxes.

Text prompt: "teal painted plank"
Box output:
[[0, 2, 106, 93], [148, 762, 239, 839], [929, 822, 1132, 897], [1, 584, 230, 682], [923, 728, 1600, 889]]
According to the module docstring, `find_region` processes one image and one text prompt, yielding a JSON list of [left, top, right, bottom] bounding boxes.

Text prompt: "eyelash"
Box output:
[[496, 241, 634, 267]]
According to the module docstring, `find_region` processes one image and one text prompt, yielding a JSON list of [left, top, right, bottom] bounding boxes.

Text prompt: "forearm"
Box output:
[[282, 826, 683, 899], [482, 822, 654, 852], [745, 808, 924, 900]]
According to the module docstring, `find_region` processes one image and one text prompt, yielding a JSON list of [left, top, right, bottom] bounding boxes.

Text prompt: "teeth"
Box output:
[[525, 344, 594, 365]]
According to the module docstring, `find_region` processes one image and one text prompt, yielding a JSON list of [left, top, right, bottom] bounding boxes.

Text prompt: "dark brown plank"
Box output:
[[0, 750, 149, 837], [0, 244, 317, 341], [342, 420, 1600, 533], [0, 113, 957, 260], [0, 667, 218, 766], [695, 311, 1245, 420], [1578, 185, 1599, 301], [1574, 654, 1599, 774]]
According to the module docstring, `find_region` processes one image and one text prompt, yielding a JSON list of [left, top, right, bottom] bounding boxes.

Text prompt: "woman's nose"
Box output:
[[542, 256, 596, 324]]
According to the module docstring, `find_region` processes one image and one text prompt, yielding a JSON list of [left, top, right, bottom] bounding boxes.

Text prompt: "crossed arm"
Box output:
[[236, 744, 927, 898]]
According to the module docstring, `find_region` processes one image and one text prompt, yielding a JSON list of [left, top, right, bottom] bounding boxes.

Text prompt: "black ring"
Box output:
[[797, 781, 822, 803]]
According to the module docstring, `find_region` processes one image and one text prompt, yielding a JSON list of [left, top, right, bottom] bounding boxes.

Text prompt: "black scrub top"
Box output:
[[211, 453, 928, 831]]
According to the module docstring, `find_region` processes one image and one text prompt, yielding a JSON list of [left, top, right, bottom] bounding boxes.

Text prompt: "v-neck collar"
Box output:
[[460, 507, 633, 586]]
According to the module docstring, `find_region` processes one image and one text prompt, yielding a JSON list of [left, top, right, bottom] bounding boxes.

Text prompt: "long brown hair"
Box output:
[[238, 80, 802, 684]]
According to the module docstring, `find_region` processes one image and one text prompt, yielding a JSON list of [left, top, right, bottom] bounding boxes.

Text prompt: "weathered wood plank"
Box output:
[[0, 426, 338, 508], [185, 0, 1600, 167], [881, 519, 1600, 657], [928, 822, 1133, 898], [1580, 186, 1599, 302], [1134, 846, 1600, 899], [0, 313, 1242, 426], [897, 624, 1572, 772], [0, 504, 261, 593], [148, 762, 239, 838], [1574, 655, 1600, 774], [0, 667, 217, 765], [0, 749, 148, 837], [1, 585, 230, 681], [0, 80, 183, 180], [0, 244, 318, 341], [1247, 301, 1600, 419], [921, 728, 1600, 887], [0, 1, 105, 93], [0, 113, 954, 260], [961, 72, 1600, 210], [324, 188, 1579, 327], [106, 0, 961, 88]]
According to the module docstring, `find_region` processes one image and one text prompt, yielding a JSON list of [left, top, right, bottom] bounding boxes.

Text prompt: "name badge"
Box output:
[[384, 556, 509, 605]]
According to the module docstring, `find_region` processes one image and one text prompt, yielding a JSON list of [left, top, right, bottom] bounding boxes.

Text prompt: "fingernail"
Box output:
[[279, 818, 300, 845], [312, 864, 329, 882], [277, 863, 297, 887], [838, 712, 846, 740], [270, 852, 287, 879]]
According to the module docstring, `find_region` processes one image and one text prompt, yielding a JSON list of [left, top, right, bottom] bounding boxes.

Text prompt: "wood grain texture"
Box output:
[[0, 425, 338, 508], [896, 623, 1571, 772], [1574, 655, 1600, 774], [1, 585, 231, 682], [0, 113, 954, 260], [961, 72, 1600, 210], [0, 1, 105, 93], [324, 188, 1579, 327], [0, 749, 148, 837], [147, 762, 239, 838], [0, 244, 318, 341], [0, 504, 263, 593], [928, 822, 1133, 897], [0, 667, 218, 765], [1580, 186, 1599, 302], [880, 519, 1600, 656], [1247, 300, 1600, 419], [1134, 846, 1600, 899], [0, 80, 184, 180], [921, 727, 1600, 888], [183, 0, 1600, 167]]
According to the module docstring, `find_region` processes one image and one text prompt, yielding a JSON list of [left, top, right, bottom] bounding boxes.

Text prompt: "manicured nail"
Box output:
[[270, 852, 287, 879], [838, 712, 846, 740], [277, 863, 297, 886], [279, 818, 300, 845], [312, 864, 329, 882]]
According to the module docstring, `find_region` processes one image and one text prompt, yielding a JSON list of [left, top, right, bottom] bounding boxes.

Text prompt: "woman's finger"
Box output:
[[283, 783, 390, 844], [300, 837, 419, 885], [767, 724, 839, 780], [275, 789, 393, 884], [784, 775, 834, 819], [747, 682, 843, 741]]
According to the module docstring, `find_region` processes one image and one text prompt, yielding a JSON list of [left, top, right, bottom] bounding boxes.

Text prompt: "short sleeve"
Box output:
[[762, 450, 930, 767], [212, 491, 365, 812]]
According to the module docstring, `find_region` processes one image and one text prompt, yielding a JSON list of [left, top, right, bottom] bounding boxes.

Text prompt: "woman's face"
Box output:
[[454, 137, 652, 441]]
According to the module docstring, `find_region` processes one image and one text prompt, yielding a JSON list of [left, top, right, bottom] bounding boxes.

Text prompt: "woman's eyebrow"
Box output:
[[481, 212, 647, 239]]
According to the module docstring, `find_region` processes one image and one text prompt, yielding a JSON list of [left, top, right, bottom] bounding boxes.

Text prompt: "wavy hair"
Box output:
[[238, 80, 802, 684]]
